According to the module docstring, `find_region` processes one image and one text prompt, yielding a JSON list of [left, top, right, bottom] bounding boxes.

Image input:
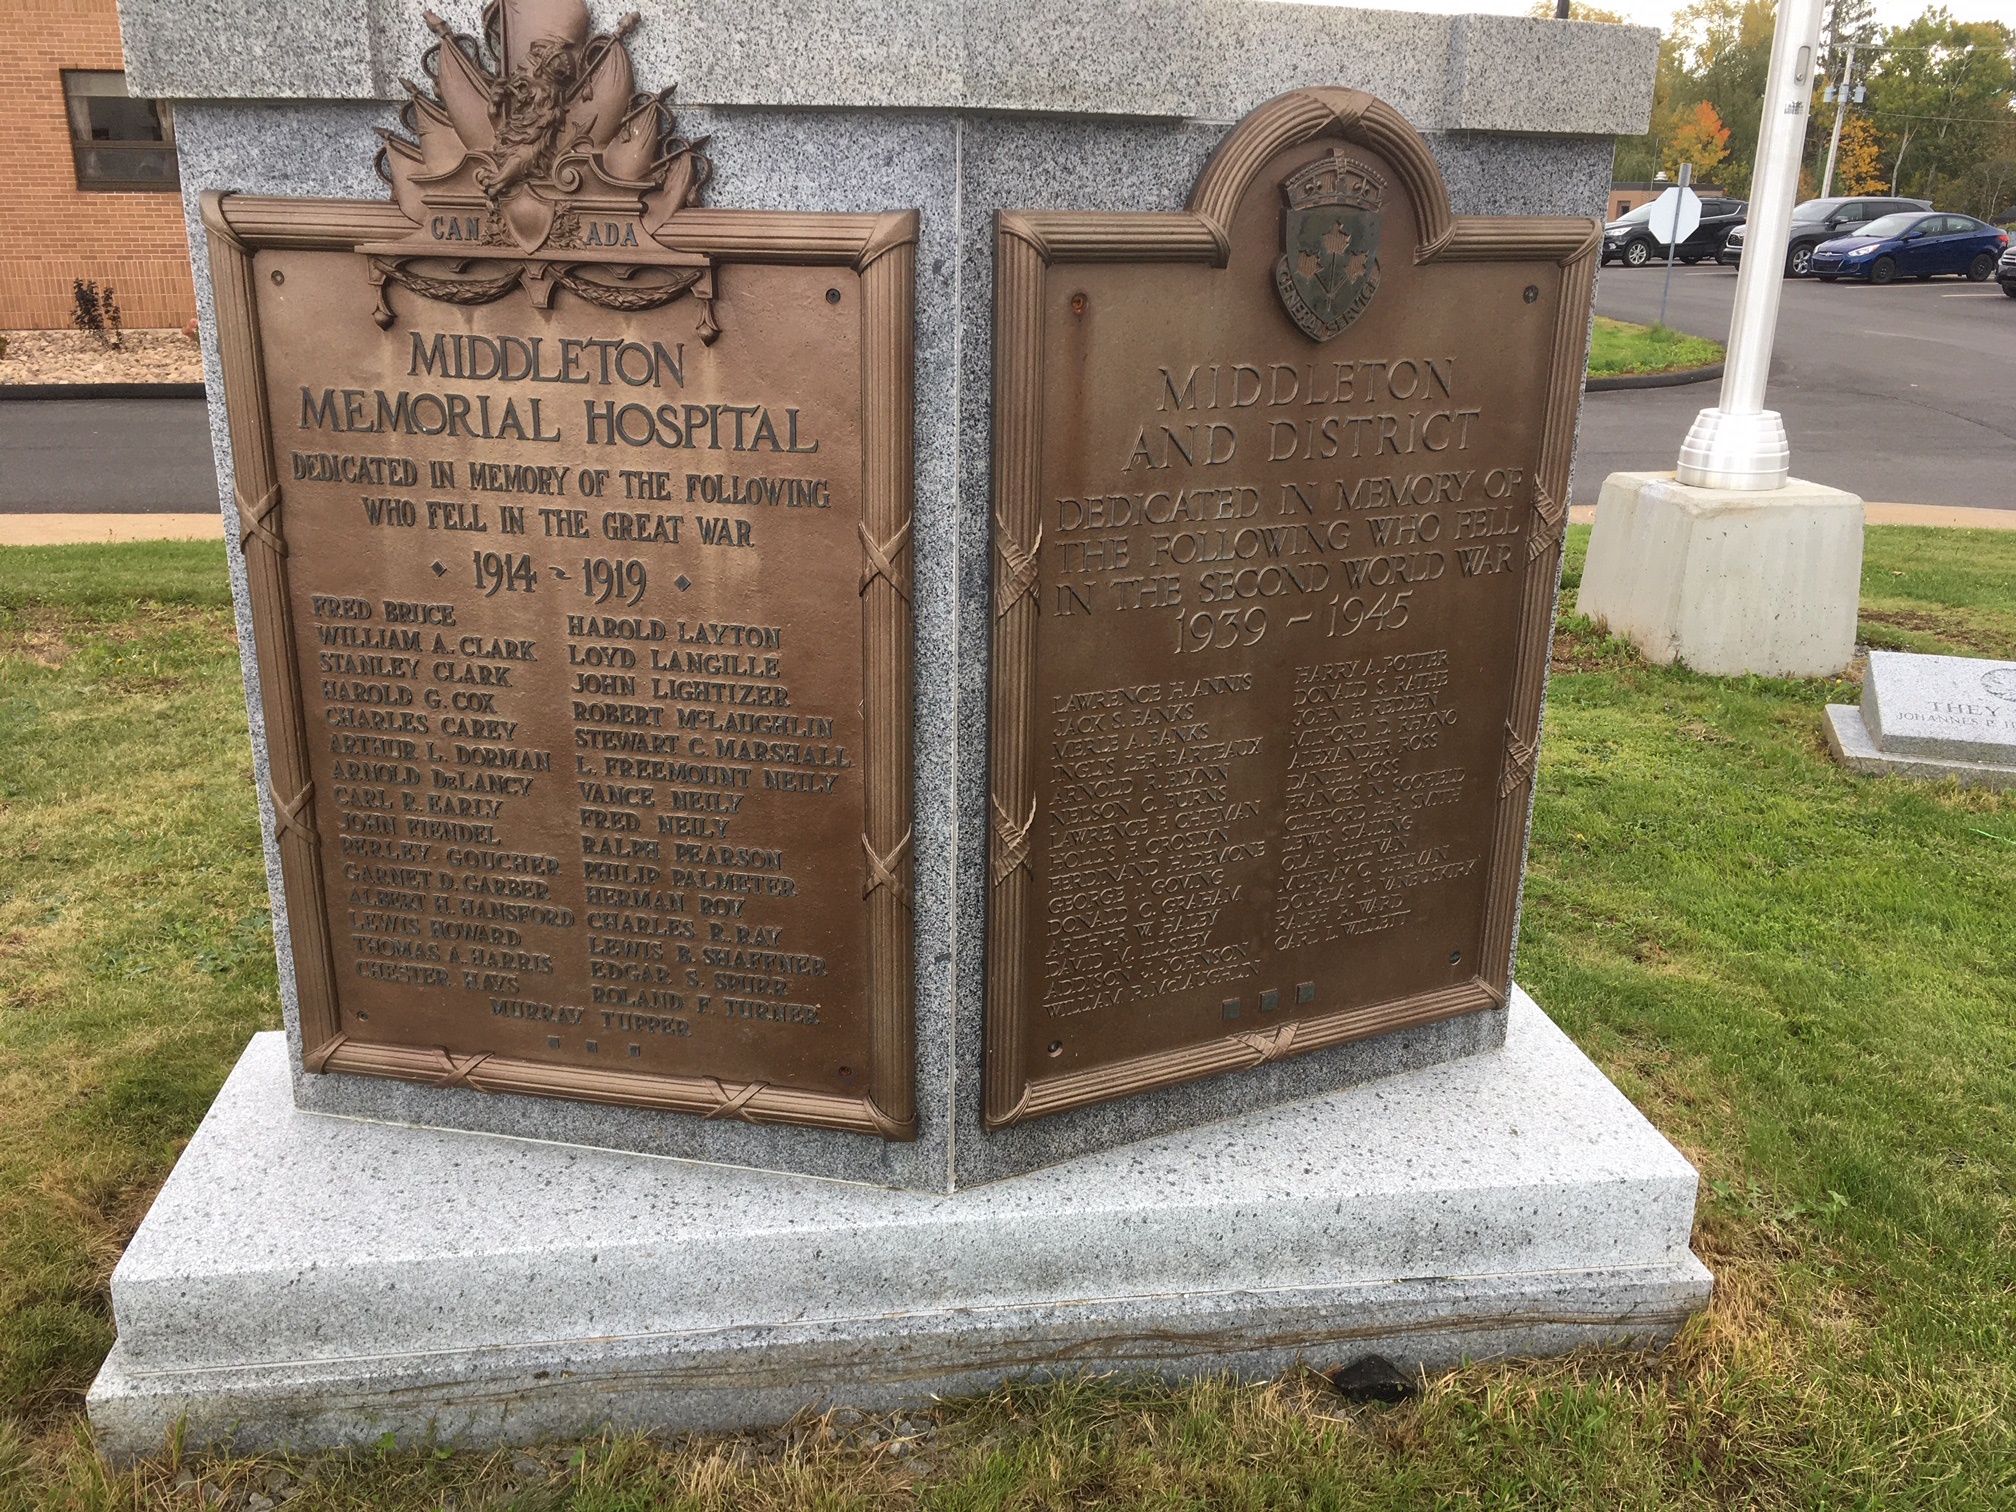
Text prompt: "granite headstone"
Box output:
[[1827, 649, 2016, 788]]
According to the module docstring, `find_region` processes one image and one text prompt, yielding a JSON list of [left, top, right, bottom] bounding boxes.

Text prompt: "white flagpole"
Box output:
[[1674, 0, 1828, 491]]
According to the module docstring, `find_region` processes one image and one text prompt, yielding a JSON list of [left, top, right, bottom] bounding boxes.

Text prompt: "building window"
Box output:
[[1618, 199, 1632, 212], [63, 70, 178, 191]]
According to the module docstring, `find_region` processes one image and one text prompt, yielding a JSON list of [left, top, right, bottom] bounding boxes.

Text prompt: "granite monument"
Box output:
[[87, 0, 1708, 1459]]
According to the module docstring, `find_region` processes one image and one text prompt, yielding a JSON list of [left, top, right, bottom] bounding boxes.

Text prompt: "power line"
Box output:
[[1828, 41, 2011, 52], [1857, 106, 2016, 124]]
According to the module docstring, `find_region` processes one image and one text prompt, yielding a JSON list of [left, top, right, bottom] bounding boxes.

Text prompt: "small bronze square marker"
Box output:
[[1260, 988, 1279, 1012], [629, 1044, 641, 1057], [1296, 982, 1316, 1004], [1221, 997, 1240, 1020], [547, 1035, 560, 1049], [584, 1040, 598, 1053]]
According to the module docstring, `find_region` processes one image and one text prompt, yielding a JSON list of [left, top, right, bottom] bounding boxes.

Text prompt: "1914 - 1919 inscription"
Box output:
[[983, 89, 1597, 1125], [208, 0, 917, 1138]]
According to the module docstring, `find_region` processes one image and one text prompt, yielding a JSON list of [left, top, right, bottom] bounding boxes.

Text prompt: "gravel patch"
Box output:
[[1, 327, 203, 386]]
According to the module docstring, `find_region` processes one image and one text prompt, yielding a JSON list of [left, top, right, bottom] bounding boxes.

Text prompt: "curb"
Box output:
[[0, 381, 206, 400], [1585, 362, 1723, 393]]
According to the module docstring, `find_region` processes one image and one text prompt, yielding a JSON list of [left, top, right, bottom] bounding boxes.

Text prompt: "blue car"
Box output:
[[1811, 211, 2009, 284]]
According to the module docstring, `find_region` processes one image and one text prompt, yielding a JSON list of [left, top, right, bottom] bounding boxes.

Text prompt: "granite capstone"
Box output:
[[87, 988, 1709, 1458], [123, 0, 1657, 138]]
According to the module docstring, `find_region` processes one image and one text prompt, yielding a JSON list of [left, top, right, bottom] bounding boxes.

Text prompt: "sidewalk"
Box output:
[[5, 504, 2011, 548], [0, 513, 221, 545], [1567, 502, 2016, 530]]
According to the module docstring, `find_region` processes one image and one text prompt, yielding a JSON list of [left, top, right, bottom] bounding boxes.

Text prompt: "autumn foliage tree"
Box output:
[[1663, 99, 1733, 178], [1830, 112, 1887, 194]]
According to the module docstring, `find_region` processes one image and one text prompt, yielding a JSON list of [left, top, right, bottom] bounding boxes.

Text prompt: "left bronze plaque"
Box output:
[[207, 0, 917, 1138]]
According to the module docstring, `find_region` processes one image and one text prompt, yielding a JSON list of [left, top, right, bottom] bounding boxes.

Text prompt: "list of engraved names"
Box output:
[[263, 263, 873, 1097], [1030, 342, 1538, 1059]]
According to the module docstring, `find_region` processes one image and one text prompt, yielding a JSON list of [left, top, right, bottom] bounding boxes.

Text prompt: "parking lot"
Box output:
[[1574, 263, 2015, 508]]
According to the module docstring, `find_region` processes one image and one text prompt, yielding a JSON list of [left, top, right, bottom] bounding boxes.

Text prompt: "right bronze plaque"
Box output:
[[983, 88, 1597, 1126]]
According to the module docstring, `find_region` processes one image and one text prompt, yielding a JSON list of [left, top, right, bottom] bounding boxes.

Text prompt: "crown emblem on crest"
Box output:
[[1280, 153, 1386, 216], [362, 0, 720, 337], [1273, 149, 1387, 343]]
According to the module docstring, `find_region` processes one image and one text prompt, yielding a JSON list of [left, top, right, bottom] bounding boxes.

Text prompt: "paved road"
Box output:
[[1575, 264, 2016, 507], [0, 398, 216, 513]]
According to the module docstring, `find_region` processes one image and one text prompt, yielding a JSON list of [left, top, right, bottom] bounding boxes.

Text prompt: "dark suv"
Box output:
[[1719, 196, 1932, 276], [1602, 196, 1747, 267]]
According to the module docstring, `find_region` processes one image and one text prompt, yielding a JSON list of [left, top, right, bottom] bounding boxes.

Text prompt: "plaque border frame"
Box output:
[[982, 88, 1598, 1128], [203, 192, 921, 1140]]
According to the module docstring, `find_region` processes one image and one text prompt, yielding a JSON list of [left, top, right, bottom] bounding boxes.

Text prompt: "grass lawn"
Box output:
[[3, 529, 2015, 1509], [1586, 316, 1725, 378]]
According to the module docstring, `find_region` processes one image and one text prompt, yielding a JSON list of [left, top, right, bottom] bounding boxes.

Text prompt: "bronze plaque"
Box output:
[[983, 89, 1596, 1125], [208, 1, 916, 1138]]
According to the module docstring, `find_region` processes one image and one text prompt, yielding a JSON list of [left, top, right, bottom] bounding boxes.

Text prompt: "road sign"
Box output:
[[1654, 165, 1699, 331], [1646, 184, 1702, 247]]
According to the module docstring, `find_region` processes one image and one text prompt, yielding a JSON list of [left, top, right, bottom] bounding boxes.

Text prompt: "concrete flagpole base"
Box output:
[[1577, 471, 1864, 677], [86, 989, 1709, 1461]]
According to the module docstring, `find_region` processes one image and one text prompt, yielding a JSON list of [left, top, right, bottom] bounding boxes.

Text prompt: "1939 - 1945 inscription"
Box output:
[[208, 0, 918, 1137], [983, 89, 1598, 1125]]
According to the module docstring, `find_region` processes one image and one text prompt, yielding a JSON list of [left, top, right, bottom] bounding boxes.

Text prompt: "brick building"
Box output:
[[0, 0, 194, 330], [1607, 180, 1727, 222]]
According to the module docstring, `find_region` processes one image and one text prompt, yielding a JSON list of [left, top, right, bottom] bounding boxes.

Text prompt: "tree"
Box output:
[[1612, 0, 1757, 189], [1864, 11, 2016, 202], [1823, 0, 1877, 57], [1667, 0, 1779, 196], [1524, 1, 1628, 19], [1950, 151, 2016, 219], [1663, 99, 1733, 177], [1832, 112, 1887, 193]]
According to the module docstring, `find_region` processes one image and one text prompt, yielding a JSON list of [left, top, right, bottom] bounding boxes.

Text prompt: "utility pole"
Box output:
[[1820, 41, 1856, 197]]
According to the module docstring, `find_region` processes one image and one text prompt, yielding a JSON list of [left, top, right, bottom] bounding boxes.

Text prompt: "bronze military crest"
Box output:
[[1273, 149, 1385, 340], [367, 0, 717, 333]]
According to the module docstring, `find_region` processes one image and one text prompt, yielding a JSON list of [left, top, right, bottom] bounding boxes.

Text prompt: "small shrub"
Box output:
[[69, 279, 123, 350]]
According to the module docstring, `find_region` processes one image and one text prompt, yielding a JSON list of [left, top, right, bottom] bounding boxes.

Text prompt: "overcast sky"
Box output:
[[1286, 0, 2008, 33]]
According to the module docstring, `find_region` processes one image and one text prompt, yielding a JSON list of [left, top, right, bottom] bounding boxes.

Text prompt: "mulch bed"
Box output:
[[0, 327, 203, 387]]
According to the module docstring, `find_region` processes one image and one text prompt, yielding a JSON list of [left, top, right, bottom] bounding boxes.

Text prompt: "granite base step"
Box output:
[[87, 988, 1710, 1460], [1826, 704, 2016, 789]]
